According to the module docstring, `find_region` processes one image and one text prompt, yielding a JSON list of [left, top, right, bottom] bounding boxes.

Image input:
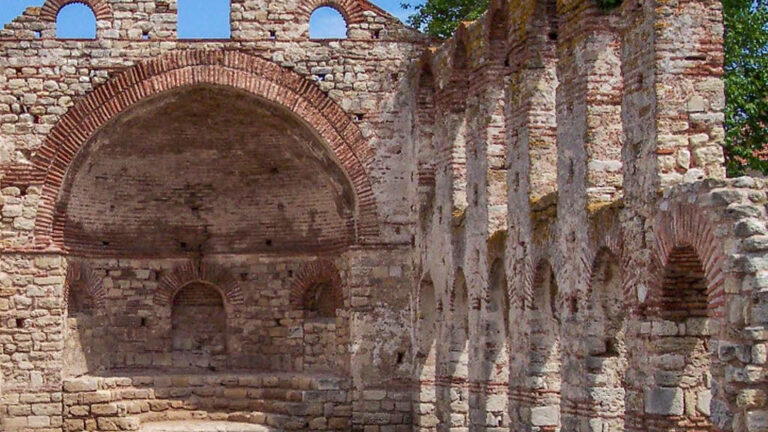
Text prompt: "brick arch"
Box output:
[[155, 260, 244, 307], [297, 0, 386, 26], [648, 204, 726, 318], [31, 50, 378, 248], [40, 0, 112, 22], [289, 260, 343, 310], [64, 260, 106, 309]]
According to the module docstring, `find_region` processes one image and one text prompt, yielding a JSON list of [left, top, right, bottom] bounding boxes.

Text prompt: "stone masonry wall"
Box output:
[[0, 0, 766, 431], [410, 0, 766, 432]]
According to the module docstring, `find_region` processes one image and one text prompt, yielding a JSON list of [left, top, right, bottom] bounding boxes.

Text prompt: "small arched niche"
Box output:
[[56, 2, 96, 39], [416, 275, 437, 367], [486, 259, 509, 375], [67, 283, 94, 317], [527, 260, 561, 429], [414, 274, 437, 430], [647, 245, 712, 429], [585, 249, 627, 430], [303, 282, 341, 318], [171, 282, 227, 370], [309, 6, 348, 39]]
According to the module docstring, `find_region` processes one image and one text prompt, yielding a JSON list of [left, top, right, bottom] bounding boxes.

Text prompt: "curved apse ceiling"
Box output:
[[57, 85, 357, 256]]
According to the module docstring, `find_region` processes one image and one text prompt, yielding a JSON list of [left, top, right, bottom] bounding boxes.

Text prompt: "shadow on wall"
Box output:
[[436, 270, 469, 430], [414, 274, 438, 431], [475, 258, 510, 429], [643, 245, 712, 429], [583, 249, 627, 431], [62, 258, 349, 378]]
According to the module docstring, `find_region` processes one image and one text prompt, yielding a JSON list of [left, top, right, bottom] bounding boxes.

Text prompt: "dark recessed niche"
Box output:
[[269, 30, 276, 39], [15, 318, 26, 328], [265, 239, 273, 247], [140, 317, 147, 327]]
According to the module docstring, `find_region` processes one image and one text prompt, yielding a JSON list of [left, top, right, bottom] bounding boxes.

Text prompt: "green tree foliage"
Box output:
[[401, 0, 489, 39], [403, 0, 768, 176], [401, 0, 621, 38], [724, 0, 768, 176]]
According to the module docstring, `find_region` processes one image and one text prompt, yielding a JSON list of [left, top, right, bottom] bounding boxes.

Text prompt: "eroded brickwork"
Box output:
[[0, 0, 765, 431]]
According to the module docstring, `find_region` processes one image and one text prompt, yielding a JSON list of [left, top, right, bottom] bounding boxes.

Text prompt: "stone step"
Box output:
[[141, 420, 275, 432]]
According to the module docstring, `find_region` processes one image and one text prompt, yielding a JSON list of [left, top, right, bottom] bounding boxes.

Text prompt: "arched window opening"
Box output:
[[585, 252, 627, 430], [304, 282, 340, 318], [171, 282, 227, 369], [67, 284, 94, 316], [648, 246, 712, 429], [56, 3, 96, 39], [309, 6, 348, 39], [178, 0, 231, 39]]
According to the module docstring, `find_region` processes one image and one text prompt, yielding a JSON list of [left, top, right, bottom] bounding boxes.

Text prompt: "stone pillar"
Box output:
[[428, 35, 472, 432], [619, 1, 726, 430], [555, 1, 624, 430], [462, 11, 509, 431], [504, 0, 559, 429], [345, 247, 414, 432], [621, 0, 725, 207], [0, 253, 66, 432]]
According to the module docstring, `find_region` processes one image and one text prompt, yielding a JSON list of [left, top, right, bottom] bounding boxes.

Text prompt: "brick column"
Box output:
[[462, 11, 509, 431], [622, 0, 725, 207], [504, 1, 559, 430], [555, 1, 624, 430]]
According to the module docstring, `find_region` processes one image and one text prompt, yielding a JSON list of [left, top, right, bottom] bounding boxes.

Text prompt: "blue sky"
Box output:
[[0, 0, 423, 39]]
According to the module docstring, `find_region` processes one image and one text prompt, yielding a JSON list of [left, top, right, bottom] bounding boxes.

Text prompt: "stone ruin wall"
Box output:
[[0, 0, 764, 431], [410, 0, 766, 431]]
